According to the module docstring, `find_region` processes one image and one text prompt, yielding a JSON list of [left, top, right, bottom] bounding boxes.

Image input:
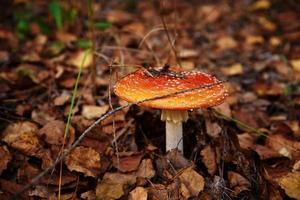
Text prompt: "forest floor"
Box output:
[[0, 0, 300, 199]]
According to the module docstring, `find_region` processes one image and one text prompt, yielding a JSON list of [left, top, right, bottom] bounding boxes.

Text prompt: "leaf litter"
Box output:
[[0, 0, 300, 199]]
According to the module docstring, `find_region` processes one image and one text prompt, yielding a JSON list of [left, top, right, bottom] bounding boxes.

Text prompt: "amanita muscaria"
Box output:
[[114, 67, 228, 152]]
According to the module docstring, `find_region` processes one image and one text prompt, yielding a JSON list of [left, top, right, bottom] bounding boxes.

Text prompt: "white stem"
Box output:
[[166, 121, 183, 152]]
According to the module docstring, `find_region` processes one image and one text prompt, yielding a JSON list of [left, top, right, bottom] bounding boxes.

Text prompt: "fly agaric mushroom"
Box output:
[[114, 67, 228, 152]]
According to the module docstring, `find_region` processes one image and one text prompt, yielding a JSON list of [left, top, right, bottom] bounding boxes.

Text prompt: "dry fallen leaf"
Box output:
[[136, 159, 156, 179], [103, 172, 137, 185], [38, 120, 75, 145], [266, 134, 300, 159], [227, 171, 251, 196], [81, 105, 109, 120], [278, 171, 300, 199], [216, 36, 237, 50], [237, 133, 255, 150], [65, 146, 101, 177], [129, 187, 148, 200], [201, 145, 217, 175], [80, 190, 96, 200], [53, 90, 71, 106], [257, 16, 277, 32], [221, 63, 243, 76], [250, 0, 271, 10], [95, 180, 124, 200], [2, 121, 41, 156], [106, 10, 132, 25], [205, 118, 222, 139], [0, 146, 11, 175], [67, 50, 93, 69], [179, 166, 205, 197], [290, 59, 300, 73], [112, 153, 143, 173]]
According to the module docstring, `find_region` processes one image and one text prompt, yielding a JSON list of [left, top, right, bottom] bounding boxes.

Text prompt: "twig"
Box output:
[[11, 81, 226, 199]]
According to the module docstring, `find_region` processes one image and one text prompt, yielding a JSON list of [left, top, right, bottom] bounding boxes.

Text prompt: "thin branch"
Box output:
[[11, 81, 226, 199]]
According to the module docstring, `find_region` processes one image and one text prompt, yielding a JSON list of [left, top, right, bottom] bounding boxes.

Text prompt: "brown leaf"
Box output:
[[221, 63, 243, 76], [65, 146, 101, 177], [136, 159, 156, 179], [95, 179, 124, 200], [166, 149, 192, 169], [29, 185, 55, 198], [278, 171, 300, 199], [106, 10, 132, 25], [31, 109, 57, 125], [179, 166, 205, 197], [254, 144, 281, 160], [80, 190, 96, 200], [148, 184, 169, 200], [227, 171, 251, 196], [81, 105, 109, 120], [53, 90, 71, 106], [266, 134, 300, 159], [254, 82, 285, 96], [103, 172, 137, 185], [237, 133, 255, 150], [205, 119, 222, 139], [216, 36, 237, 50], [38, 120, 75, 145], [0, 146, 11, 175], [112, 153, 143, 173], [2, 121, 41, 156], [201, 145, 217, 175], [129, 187, 148, 200]]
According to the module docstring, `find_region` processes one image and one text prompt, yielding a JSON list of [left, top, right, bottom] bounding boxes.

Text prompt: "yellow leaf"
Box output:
[[278, 171, 300, 199], [250, 0, 271, 10], [290, 59, 300, 73]]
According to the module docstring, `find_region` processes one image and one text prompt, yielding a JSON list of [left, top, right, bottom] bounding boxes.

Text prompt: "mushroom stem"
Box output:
[[166, 121, 183, 151], [161, 110, 188, 152]]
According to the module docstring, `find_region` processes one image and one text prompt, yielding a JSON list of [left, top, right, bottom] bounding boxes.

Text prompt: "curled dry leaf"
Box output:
[[2, 121, 41, 156], [179, 166, 205, 197], [112, 153, 143, 173], [0, 146, 11, 175], [129, 187, 148, 200], [81, 105, 109, 120], [65, 146, 101, 177], [227, 171, 251, 197], [38, 120, 75, 146], [278, 171, 300, 199], [136, 159, 156, 179], [201, 145, 217, 175]]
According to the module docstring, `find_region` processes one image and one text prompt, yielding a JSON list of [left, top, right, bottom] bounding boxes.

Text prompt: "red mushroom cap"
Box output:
[[114, 69, 228, 110]]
